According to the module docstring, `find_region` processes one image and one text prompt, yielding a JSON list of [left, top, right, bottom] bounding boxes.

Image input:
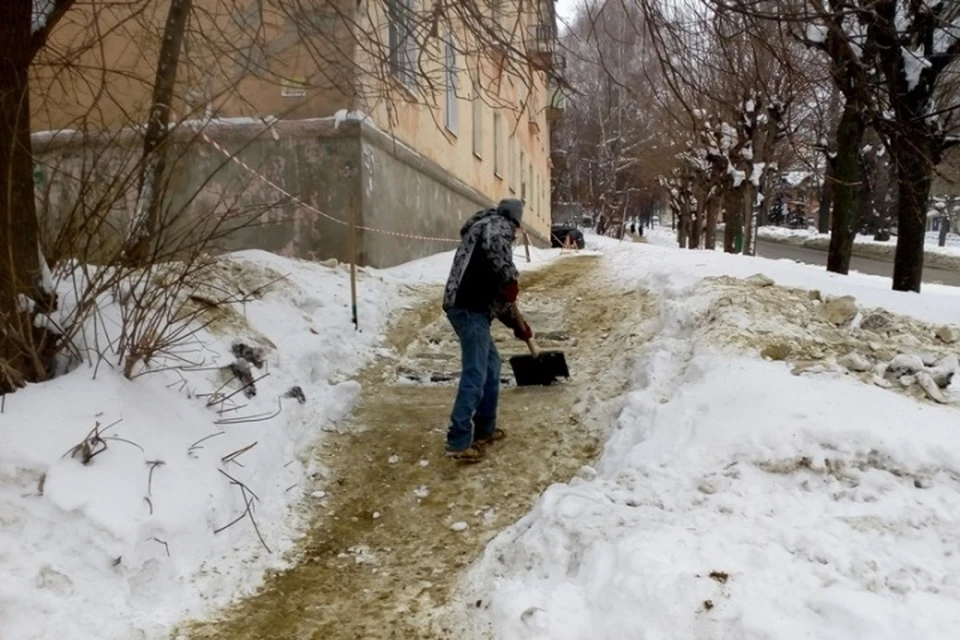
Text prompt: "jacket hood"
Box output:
[[459, 208, 499, 237]]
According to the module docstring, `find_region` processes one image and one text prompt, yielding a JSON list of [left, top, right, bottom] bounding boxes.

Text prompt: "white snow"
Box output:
[[805, 24, 828, 44], [783, 169, 811, 187], [903, 46, 932, 92], [454, 236, 960, 639], [32, 0, 56, 34], [333, 109, 372, 129], [730, 168, 747, 188], [5, 251, 402, 640]]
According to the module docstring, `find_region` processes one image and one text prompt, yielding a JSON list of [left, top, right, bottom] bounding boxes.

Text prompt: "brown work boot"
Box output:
[[445, 444, 485, 462], [475, 428, 507, 448]]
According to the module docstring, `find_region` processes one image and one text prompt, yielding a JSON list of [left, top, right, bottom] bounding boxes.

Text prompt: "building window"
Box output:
[[534, 172, 539, 217], [444, 30, 458, 135], [388, 0, 416, 89], [530, 171, 536, 217], [509, 134, 516, 192], [493, 112, 502, 176], [520, 151, 527, 201], [472, 95, 483, 158]]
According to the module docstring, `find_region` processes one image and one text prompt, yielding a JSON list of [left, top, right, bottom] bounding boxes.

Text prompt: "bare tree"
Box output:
[[2, 0, 563, 392], [1, 0, 76, 392], [126, 0, 193, 265], [714, 0, 960, 291]]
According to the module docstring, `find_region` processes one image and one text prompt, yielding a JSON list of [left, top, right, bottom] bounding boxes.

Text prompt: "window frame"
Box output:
[[443, 29, 459, 135], [493, 112, 503, 177], [387, 0, 417, 90], [508, 133, 516, 192], [472, 94, 483, 158]]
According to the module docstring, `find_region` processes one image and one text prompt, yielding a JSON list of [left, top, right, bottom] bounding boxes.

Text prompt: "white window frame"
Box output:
[[388, 0, 416, 90], [508, 134, 516, 192], [520, 150, 527, 201], [444, 30, 459, 135], [493, 112, 503, 176], [472, 94, 483, 158]]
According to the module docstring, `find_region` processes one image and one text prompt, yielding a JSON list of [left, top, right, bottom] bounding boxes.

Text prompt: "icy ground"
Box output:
[[441, 234, 960, 639]]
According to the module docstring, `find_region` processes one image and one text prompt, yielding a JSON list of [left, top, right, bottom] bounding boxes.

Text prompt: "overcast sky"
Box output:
[[555, 0, 581, 31]]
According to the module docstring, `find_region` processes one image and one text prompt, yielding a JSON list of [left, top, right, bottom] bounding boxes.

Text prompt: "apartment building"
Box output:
[[31, 0, 565, 267]]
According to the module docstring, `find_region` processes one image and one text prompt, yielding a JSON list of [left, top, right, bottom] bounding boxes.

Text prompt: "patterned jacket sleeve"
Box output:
[[482, 218, 519, 291], [483, 218, 521, 330]]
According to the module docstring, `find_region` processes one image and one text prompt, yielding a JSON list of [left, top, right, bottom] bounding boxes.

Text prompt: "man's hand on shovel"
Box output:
[[510, 302, 540, 358]]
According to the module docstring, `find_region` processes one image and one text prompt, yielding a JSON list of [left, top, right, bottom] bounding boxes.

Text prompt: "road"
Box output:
[[755, 239, 960, 287]]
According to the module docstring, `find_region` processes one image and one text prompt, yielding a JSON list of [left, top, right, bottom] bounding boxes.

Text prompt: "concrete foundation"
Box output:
[[32, 118, 547, 269]]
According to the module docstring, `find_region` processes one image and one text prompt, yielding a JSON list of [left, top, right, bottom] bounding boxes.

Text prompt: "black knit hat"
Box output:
[[498, 198, 524, 226]]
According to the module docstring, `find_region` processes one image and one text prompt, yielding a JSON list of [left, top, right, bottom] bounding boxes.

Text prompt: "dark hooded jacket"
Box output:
[[442, 202, 522, 329]]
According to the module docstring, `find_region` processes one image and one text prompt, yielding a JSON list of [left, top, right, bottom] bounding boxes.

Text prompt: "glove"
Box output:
[[513, 320, 533, 342], [503, 280, 519, 303]]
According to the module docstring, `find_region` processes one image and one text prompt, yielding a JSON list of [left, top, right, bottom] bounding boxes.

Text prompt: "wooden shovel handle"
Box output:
[[510, 302, 539, 357]]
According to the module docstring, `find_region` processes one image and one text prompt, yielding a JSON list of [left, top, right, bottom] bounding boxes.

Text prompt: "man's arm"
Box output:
[[482, 218, 519, 293]]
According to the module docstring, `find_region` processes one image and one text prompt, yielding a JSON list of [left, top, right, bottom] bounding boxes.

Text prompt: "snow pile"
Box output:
[[0, 249, 448, 640], [451, 239, 960, 639], [758, 225, 822, 242]]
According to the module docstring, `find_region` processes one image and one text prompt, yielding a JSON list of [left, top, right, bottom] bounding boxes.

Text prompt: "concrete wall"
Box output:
[[32, 118, 545, 269]]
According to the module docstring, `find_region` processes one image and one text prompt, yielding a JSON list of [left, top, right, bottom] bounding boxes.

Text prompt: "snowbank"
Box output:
[[453, 239, 960, 639], [0, 251, 426, 640], [0, 236, 561, 640], [758, 226, 960, 268]]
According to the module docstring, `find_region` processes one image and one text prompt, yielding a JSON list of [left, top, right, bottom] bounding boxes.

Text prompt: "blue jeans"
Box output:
[[446, 308, 502, 451]]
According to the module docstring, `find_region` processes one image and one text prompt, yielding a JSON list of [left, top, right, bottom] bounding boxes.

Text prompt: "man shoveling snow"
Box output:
[[442, 198, 533, 462]]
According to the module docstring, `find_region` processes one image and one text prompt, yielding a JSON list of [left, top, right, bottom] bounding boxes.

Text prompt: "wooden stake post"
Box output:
[[348, 204, 358, 330]]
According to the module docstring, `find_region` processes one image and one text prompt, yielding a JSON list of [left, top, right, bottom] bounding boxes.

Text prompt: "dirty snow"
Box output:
[[0, 250, 439, 640], [0, 232, 560, 640], [448, 236, 960, 639]]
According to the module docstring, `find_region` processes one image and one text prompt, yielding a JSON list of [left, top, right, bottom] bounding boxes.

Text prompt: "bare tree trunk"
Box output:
[[891, 133, 932, 293], [939, 218, 949, 247], [723, 188, 741, 253], [126, 0, 192, 264], [677, 204, 689, 248], [0, 2, 47, 392], [742, 182, 755, 256], [689, 202, 702, 249], [817, 161, 834, 234], [704, 196, 719, 250], [826, 103, 864, 274]]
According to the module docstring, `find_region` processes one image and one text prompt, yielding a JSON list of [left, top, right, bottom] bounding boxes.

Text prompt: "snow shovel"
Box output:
[[507, 303, 569, 387]]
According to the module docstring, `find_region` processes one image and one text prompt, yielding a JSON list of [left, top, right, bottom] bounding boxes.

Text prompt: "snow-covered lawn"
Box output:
[[0, 244, 549, 640], [759, 225, 960, 260], [452, 236, 960, 639]]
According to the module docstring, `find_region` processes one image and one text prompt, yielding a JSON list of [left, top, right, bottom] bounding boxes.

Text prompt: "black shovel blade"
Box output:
[[509, 351, 570, 387]]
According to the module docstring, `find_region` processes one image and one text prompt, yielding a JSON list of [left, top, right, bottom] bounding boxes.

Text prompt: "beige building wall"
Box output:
[[357, 0, 555, 240], [30, 0, 555, 241], [31, 0, 356, 130]]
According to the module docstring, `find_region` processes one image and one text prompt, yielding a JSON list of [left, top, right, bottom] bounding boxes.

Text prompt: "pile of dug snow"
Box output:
[[449, 239, 960, 639], [0, 250, 427, 640]]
